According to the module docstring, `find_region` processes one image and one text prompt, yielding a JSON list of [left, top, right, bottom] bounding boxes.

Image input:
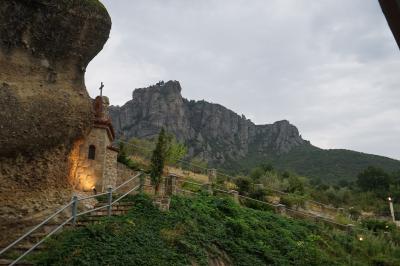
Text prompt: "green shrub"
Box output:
[[234, 176, 252, 195], [249, 188, 267, 201], [361, 219, 395, 233], [280, 194, 306, 209]]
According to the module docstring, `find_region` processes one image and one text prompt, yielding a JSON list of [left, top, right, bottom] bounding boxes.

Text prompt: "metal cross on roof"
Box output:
[[99, 82, 104, 97]]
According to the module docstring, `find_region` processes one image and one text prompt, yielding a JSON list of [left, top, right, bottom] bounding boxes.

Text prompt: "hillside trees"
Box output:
[[165, 134, 187, 166], [117, 142, 140, 170], [357, 166, 391, 195], [189, 157, 208, 173], [234, 176, 252, 195]]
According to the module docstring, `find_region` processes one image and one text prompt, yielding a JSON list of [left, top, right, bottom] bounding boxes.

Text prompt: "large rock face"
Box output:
[[110, 81, 306, 166], [109, 81, 400, 180], [0, 0, 111, 244]]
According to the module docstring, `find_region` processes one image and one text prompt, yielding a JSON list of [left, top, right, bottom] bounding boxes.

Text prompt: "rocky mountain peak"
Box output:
[[132, 80, 182, 100], [110, 81, 306, 166]]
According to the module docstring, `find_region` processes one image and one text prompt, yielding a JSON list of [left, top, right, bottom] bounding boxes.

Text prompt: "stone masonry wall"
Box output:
[[103, 148, 118, 189], [116, 163, 139, 192]]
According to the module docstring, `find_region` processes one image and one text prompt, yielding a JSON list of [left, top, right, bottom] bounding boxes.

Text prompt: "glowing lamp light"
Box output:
[[359, 236, 364, 241], [388, 197, 392, 202]]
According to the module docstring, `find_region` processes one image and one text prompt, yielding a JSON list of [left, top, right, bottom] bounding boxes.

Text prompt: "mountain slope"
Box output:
[[109, 80, 400, 181], [239, 144, 400, 181]]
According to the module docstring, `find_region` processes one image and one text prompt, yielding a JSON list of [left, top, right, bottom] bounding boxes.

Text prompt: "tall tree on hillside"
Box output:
[[150, 128, 168, 195], [357, 166, 391, 195], [165, 133, 187, 166]]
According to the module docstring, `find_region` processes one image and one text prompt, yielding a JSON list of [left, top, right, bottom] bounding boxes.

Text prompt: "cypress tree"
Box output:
[[150, 128, 167, 194]]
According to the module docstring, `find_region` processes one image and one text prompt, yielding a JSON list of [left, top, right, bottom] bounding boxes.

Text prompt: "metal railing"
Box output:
[[176, 177, 388, 239], [0, 172, 143, 266], [118, 140, 346, 213]]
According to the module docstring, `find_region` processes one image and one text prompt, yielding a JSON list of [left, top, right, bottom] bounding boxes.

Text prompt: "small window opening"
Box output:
[[88, 145, 96, 160]]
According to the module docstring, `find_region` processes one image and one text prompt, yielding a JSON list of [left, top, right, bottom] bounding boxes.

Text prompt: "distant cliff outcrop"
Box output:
[[109, 81, 306, 166]]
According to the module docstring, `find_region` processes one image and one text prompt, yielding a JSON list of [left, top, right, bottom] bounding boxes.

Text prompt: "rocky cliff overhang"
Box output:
[[0, 0, 111, 245], [0, 0, 111, 157]]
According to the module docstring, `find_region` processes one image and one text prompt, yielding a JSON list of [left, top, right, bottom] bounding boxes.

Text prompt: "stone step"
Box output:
[[24, 232, 49, 243], [85, 213, 123, 219], [1, 241, 47, 252], [90, 210, 129, 216], [13, 243, 46, 253], [77, 216, 105, 222], [95, 202, 135, 207], [74, 220, 104, 226], [0, 244, 44, 263], [0, 204, 133, 264], [0, 259, 33, 266], [93, 206, 132, 212]]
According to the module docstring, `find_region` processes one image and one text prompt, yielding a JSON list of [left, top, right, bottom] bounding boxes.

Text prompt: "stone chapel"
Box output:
[[71, 94, 119, 193]]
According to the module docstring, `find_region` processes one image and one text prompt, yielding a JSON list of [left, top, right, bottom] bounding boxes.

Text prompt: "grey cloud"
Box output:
[[86, 0, 400, 160]]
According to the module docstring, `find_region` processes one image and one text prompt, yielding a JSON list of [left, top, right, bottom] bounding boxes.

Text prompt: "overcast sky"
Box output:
[[86, 0, 400, 160]]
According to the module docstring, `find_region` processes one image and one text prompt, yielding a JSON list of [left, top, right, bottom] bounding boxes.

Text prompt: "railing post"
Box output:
[[72, 195, 78, 226], [139, 174, 145, 193], [202, 183, 213, 195], [346, 224, 354, 235], [107, 186, 113, 217], [230, 190, 239, 204], [275, 204, 286, 215], [207, 168, 217, 183]]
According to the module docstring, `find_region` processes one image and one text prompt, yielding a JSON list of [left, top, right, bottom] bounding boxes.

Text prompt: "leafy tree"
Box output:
[[261, 163, 274, 172], [189, 157, 208, 174], [128, 137, 156, 159], [165, 135, 187, 166], [287, 175, 305, 194], [280, 194, 306, 209], [117, 142, 128, 163], [150, 128, 168, 195], [310, 177, 322, 187], [361, 219, 395, 233], [337, 187, 352, 204], [316, 183, 329, 191], [250, 167, 264, 180], [348, 207, 361, 221], [249, 188, 267, 201], [117, 142, 139, 170], [338, 179, 350, 188], [357, 166, 391, 195], [325, 187, 340, 206], [281, 171, 291, 179], [263, 171, 286, 191], [234, 176, 252, 195]]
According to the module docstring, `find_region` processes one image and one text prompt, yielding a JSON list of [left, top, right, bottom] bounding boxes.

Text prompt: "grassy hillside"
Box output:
[[34, 194, 400, 265], [233, 144, 400, 182]]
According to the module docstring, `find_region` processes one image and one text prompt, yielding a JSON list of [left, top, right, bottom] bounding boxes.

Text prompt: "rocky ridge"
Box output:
[[109, 81, 400, 180], [109, 81, 306, 166]]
